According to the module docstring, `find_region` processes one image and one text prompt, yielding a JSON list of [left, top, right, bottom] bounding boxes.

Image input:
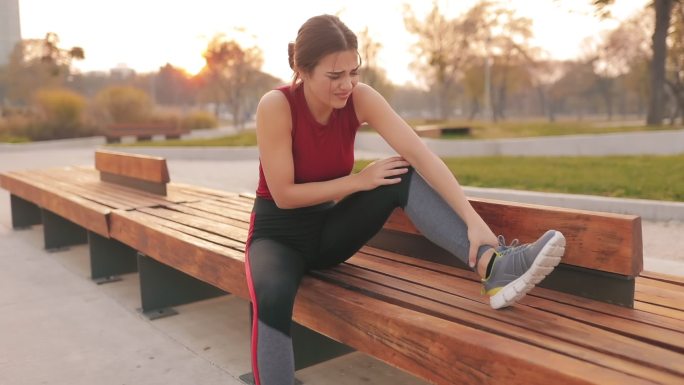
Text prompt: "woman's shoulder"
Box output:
[[258, 89, 290, 114], [352, 82, 384, 105], [352, 82, 386, 122]]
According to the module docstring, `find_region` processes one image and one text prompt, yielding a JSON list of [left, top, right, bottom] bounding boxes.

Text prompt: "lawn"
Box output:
[[408, 119, 682, 140], [354, 155, 684, 202]]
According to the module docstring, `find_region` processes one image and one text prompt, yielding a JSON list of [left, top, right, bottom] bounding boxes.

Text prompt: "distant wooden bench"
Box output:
[[1, 151, 683, 384], [414, 124, 471, 138], [105, 123, 190, 143]]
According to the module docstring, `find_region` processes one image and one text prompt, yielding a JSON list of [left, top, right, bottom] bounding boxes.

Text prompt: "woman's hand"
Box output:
[[467, 218, 499, 269], [355, 156, 411, 191]]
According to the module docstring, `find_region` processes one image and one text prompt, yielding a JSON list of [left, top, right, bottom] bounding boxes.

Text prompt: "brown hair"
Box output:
[[288, 15, 360, 86]]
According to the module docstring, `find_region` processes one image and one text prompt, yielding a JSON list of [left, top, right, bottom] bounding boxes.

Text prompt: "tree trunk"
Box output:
[[646, 0, 674, 126]]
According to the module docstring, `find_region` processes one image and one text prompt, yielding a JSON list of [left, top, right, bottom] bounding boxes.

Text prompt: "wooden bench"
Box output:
[[1, 151, 683, 384], [105, 123, 190, 143], [414, 124, 471, 138], [0, 149, 214, 284]]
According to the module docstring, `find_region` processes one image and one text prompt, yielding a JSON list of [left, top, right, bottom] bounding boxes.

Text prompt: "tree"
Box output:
[[404, 2, 470, 119], [596, 9, 652, 119], [357, 27, 394, 100], [2, 32, 84, 106], [480, 6, 537, 120], [664, 1, 684, 123], [155, 64, 196, 106], [199, 35, 264, 129], [405, 1, 537, 121], [594, 0, 677, 125]]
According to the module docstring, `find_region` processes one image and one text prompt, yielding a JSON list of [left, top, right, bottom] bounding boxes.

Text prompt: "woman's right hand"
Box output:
[[355, 156, 411, 191]]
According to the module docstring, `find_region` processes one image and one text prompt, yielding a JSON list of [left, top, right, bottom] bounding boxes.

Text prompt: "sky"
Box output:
[[17, 0, 651, 86]]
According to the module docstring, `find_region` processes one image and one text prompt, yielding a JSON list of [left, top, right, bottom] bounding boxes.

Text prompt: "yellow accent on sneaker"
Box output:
[[484, 287, 503, 296]]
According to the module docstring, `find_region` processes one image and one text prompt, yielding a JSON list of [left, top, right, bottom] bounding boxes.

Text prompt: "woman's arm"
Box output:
[[256, 90, 408, 209], [353, 83, 498, 265]]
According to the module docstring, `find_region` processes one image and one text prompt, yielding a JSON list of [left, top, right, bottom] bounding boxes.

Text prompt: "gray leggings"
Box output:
[[244, 168, 490, 385]]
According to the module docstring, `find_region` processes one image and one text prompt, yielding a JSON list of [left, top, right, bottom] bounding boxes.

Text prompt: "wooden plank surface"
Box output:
[[95, 149, 170, 183], [383, 199, 642, 276], [108, 204, 676, 385], [105, 197, 684, 384], [0, 171, 110, 236], [312, 267, 684, 384]]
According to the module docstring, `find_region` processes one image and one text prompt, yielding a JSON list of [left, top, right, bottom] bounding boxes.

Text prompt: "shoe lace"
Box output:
[[497, 235, 520, 249]]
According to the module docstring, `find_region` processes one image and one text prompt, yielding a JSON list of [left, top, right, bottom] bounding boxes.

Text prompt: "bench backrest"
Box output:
[[373, 198, 643, 306], [95, 150, 170, 195]]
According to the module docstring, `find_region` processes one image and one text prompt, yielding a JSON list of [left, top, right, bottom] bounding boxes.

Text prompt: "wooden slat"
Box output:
[[136, 207, 247, 250], [0, 172, 110, 236], [182, 201, 251, 222], [168, 182, 240, 200], [109, 210, 248, 297], [383, 199, 642, 276], [348, 252, 684, 355], [312, 266, 684, 383], [295, 279, 661, 385], [635, 285, 684, 311], [30, 167, 199, 206], [359, 245, 684, 334], [166, 203, 249, 230], [634, 302, 684, 321], [95, 150, 170, 183], [640, 271, 684, 286]]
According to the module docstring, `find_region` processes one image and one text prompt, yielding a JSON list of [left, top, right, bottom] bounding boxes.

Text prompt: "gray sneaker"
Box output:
[[482, 230, 565, 309]]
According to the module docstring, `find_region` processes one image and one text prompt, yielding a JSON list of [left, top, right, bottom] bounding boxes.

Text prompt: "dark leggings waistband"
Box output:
[[253, 196, 335, 215]]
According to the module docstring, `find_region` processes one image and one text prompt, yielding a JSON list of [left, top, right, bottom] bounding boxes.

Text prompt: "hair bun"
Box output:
[[288, 42, 295, 70]]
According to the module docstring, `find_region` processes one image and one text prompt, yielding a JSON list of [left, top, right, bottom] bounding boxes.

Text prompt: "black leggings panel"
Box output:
[[246, 167, 414, 335]]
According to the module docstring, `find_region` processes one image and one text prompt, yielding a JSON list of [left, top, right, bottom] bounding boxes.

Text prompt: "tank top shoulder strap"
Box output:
[[276, 85, 298, 137]]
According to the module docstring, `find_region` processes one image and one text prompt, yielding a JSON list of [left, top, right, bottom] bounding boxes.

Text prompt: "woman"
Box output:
[[245, 14, 565, 385]]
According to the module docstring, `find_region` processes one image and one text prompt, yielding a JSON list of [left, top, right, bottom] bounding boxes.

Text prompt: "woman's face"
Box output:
[[302, 49, 360, 111]]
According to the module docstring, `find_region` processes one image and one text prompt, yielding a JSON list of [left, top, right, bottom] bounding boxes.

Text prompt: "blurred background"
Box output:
[[1, 0, 682, 143]]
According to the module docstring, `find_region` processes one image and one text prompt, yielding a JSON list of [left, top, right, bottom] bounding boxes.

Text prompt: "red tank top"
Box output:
[[256, 84, 360, 200]]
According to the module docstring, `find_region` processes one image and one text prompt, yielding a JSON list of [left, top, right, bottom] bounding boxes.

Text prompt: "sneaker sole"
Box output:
[[489, 231, 566, 309]]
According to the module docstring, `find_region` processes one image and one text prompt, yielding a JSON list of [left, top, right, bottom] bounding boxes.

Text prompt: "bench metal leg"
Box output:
[[88, 231, 138, 284], [137, 252, 227, 320], [239, 314, 354, 384], [41, 209, 87, 251], [10, 194, 42, 229]]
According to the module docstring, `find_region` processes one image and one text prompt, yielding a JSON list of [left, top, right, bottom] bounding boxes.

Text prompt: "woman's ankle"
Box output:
[[477, 248, 496, 278]]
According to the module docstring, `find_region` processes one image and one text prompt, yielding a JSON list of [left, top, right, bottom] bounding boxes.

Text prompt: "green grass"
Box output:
[[408, 119, 682, 140], [354, 155, 684, 202]]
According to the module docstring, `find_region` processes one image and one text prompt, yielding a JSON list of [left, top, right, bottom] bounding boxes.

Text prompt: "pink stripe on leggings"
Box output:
[[244, 211, 261, 385]]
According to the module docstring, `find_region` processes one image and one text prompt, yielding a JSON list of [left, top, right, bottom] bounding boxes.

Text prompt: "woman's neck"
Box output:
[[302, 83, 332, 125]]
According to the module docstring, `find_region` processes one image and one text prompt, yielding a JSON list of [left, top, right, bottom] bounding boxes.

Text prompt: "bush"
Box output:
[[181, 110, 218, 130], [32, 88, 91, 139], [93, 86, 152, 124], [0, 115, 31, 142]]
